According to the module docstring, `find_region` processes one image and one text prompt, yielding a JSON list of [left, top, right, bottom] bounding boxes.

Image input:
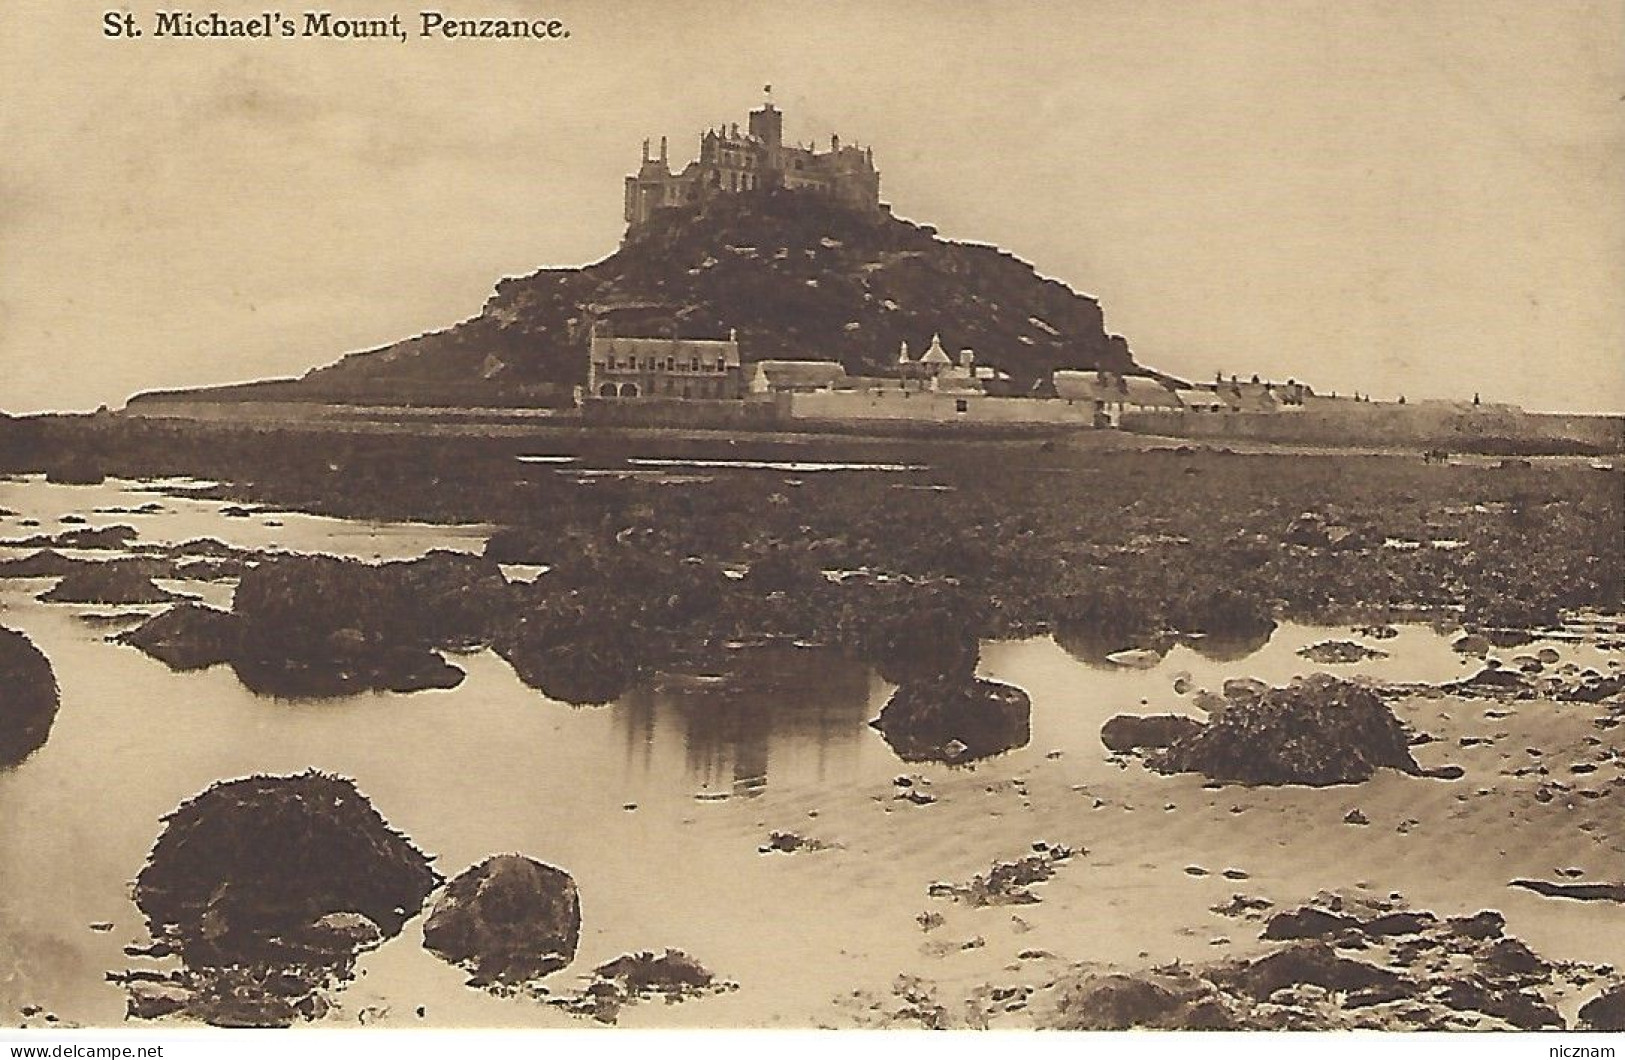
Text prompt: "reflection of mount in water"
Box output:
[[616, 647, 878, 795]]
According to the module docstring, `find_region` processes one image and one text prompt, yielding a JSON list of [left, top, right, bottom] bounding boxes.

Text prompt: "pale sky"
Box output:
[[2, 0, 1621, 413]]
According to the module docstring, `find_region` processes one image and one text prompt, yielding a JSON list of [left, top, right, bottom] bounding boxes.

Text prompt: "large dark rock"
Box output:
[[115, 603, 240, 671], [1151, 674, 1421, 786], [226, 553, 490, 698], [422, 855, 581, 985], [0, 626, 59, 767], [871, 676, 1030, 763], [1100, 713, 1204, 754], [134, 772, 439, 963]]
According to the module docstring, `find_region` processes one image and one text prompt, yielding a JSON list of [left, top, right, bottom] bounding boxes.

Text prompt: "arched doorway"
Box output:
[[619, 383, 639, 398], [598, 383, 618, 398]]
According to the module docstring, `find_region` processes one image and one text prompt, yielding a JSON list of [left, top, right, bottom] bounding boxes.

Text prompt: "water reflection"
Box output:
[[617, 647, 876, 796], [1052, 621, 1278, 668], [1182, 626, 1276, 663]]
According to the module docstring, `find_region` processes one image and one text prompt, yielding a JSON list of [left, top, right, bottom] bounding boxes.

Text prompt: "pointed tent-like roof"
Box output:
[[920, 333, 952, 365]]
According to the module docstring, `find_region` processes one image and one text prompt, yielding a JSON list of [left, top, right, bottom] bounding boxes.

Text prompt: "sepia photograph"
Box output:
[[1, 0, 1622, 1053]]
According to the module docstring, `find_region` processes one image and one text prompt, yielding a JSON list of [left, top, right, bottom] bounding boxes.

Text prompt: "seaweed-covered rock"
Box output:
[[0, 626, 59, 767], [37, 561, 189, 605], [546, 949, 732, 1024], [872, 676, 1030, 763], [495, 620, 639, 706], [115, 603, 240, 671], [226, 553, 486, 698], [134, 772, 439, 962], [1100, 713, 1204, 754], [422, 855, 581, 985], [1150, 674, 1420, 786]]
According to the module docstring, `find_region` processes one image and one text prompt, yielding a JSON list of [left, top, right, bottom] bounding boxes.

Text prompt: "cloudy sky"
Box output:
[[2, 0, 1620, 413]]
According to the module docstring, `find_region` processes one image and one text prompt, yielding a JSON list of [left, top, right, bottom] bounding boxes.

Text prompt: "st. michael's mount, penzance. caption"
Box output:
[[102, 10, 572, 42]]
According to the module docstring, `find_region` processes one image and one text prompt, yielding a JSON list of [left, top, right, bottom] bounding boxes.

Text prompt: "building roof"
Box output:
[[919, 334, 953, 365], [751, 359, 850, 390], [1053, 371, 1184, 409]]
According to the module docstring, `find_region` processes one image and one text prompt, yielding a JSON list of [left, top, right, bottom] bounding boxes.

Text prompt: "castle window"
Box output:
[[691, 356, 700, 371], [666, 356, 675, 371], [716, 357, 726, 371]]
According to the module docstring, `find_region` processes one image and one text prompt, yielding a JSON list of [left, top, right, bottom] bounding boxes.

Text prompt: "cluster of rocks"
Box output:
[[118, 773, 725, 1027], [1044, 893, 1625, 1031]]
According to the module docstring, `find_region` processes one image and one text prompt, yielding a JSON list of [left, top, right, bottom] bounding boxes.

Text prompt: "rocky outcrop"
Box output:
[[224, 552, 500, 697], [1034, 892, 1620, 1031], [126, 771, 438, 1027], [422, 855, 582, 986], [0, 626, 59, 767], [871, 676, 1030, 763], [1149, 674, 1422, 786]]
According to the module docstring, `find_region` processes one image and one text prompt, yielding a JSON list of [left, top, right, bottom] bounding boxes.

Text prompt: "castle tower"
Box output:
[[749, 102, 783, 150]]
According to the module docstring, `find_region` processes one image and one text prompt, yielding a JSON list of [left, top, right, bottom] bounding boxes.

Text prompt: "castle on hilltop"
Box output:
[[624, 93, 882, 233]]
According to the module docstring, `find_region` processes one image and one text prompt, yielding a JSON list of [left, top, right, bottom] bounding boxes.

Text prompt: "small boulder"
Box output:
[[872, 676, 1031, 763], [423, 855, 582, 984]]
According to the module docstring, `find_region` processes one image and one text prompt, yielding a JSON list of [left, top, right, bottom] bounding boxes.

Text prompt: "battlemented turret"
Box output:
[[624, 93, 882, 234]]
